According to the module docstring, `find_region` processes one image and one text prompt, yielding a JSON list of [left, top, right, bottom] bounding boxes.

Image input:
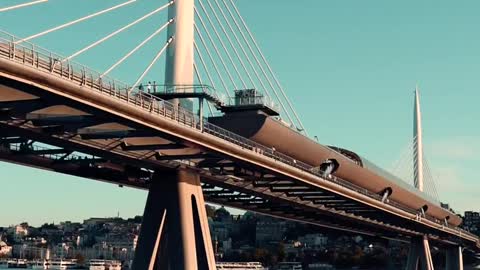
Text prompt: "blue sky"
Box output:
[[1, 0, 479, 226]]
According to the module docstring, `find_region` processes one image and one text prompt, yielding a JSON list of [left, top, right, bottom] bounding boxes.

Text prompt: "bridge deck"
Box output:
[[0, 34, 478, 249]]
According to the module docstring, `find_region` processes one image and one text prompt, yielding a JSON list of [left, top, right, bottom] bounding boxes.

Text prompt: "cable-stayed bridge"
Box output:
[[0, 1, 478, 269]]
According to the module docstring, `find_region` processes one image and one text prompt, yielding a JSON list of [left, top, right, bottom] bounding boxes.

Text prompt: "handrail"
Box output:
[[3, 142, 96, 162], [224, 91, 280, 113], [137, 83, 226, 104], [0, 30, 477, 242]]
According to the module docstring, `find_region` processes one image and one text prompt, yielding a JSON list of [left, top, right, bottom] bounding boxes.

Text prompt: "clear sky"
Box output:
[[1, 0, 479, 227]]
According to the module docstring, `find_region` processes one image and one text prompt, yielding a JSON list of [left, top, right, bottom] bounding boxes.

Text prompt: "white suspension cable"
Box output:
[[101, 19, 174, 77], [427, 173, 437, 200], [194, 63, 204, 85], [213, 0, 270, 97], [194, 40, 231, 98], [195, 8, 239, 91], [390, 140, 418, 186], [202, 0, 256, 89], [423, 163, 434, 198], [197, 0, 247, 89], [129, 37, 173, 93], [399, 154, 414, 185], [15, 0, 137, 44], [423, 156, 440, 201], [398, 159, 413, 185], [194, 63, 214, 116], [195, 46, 226, 111], [0, 0, 47, 12], [428, 176, 437, 200], [194, 24, 232, 98], [427, 161, 440, 200], [220, 0, 274, 100], [194, 42, 217, 89], [65, 1, 174, 62], [390, 141, 413, 174], [228, 0, 308, 135], [221, 0, 295, 127], [411, 134, 437, 193]]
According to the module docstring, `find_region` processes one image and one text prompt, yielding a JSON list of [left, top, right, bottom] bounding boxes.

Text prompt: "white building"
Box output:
[[298, 234, 328, 250], [0, 241, 12, 256], [7, 225, 29, 241]]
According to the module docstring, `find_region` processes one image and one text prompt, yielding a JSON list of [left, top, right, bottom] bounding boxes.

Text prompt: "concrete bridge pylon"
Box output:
[[131, 170, 216, 270]]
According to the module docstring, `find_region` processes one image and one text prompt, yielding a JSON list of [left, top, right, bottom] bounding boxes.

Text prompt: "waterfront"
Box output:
[[0, 266, 479, 270], [1, 212, 479, 270]]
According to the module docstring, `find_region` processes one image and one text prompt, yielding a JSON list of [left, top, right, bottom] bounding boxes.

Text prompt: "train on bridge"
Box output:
[[210, 101, 462, 227]]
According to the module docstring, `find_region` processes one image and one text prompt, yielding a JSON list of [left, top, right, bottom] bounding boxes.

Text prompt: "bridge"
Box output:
[[0, 1, 478, 270]]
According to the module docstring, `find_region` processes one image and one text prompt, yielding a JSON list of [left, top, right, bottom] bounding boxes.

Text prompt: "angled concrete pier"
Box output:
[[406, 236, 434, 270], [132, 170, 216, 270]]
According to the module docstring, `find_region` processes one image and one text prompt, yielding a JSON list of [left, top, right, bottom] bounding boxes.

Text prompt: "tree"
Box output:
[[132, 216, 143, 223], [205, 205, 216, 218], [39, 223, 57, 230], [5, 234, 15, 245]]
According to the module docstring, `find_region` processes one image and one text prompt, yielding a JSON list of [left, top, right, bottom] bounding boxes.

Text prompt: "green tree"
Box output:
[[205, 205, 216, 218]]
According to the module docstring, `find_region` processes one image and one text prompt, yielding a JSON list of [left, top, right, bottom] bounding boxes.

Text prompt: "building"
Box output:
[[59, 221, 82, 233], [255, 216, 290, 246], [440, 203, 450, 210], [83, 218, 112, 229], [464, 211, 480, 232], [298, 234, 328, 250], [209, 208, 241, 243], [0, 241, 12, 256], [7, 224, 29, 242], [24, 237, 47, 246]]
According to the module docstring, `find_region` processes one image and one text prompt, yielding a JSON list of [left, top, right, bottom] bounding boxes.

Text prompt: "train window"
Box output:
[[380, 188, 393, 203], [319, 159, 339, 177], [420, 205, 429, 217]]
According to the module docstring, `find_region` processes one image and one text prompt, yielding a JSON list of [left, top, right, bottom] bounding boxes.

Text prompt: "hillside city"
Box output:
[[1, 206, 479, 269]]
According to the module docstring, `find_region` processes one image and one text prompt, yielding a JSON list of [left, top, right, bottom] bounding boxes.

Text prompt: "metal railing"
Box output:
[[136, 84, 227, 103], [3, 142, 96, 162], [224, 94, 281, 113], [0, 30, 477, 241]]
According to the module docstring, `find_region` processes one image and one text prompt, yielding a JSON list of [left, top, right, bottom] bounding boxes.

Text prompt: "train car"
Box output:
[[209, 110, 462, 227]]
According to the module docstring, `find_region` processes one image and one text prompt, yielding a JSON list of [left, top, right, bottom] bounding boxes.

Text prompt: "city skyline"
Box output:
[[1, 0, 479, 227]]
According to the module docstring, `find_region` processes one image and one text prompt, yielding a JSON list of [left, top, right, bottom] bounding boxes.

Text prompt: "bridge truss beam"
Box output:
[[0, 61, 477, 254]]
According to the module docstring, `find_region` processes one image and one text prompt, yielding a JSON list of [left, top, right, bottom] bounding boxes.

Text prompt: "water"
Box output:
[[0, 265, 480, 270]]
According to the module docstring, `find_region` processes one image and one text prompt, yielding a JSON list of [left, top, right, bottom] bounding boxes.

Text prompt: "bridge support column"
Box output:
[[132, 170, 216, 270], [446, 246, 463, 270], [405, 236, 434, 270], [385, 240, 395, 270], [165, 0, 194, 110]]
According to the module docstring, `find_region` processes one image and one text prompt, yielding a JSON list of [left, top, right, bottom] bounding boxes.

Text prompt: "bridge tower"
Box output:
[[132, 1, 216, 269], [413, 85, 424, 192], [406, 87, 435, 270], [406, 87, 464, 270], [165, 0, 194, 110]]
